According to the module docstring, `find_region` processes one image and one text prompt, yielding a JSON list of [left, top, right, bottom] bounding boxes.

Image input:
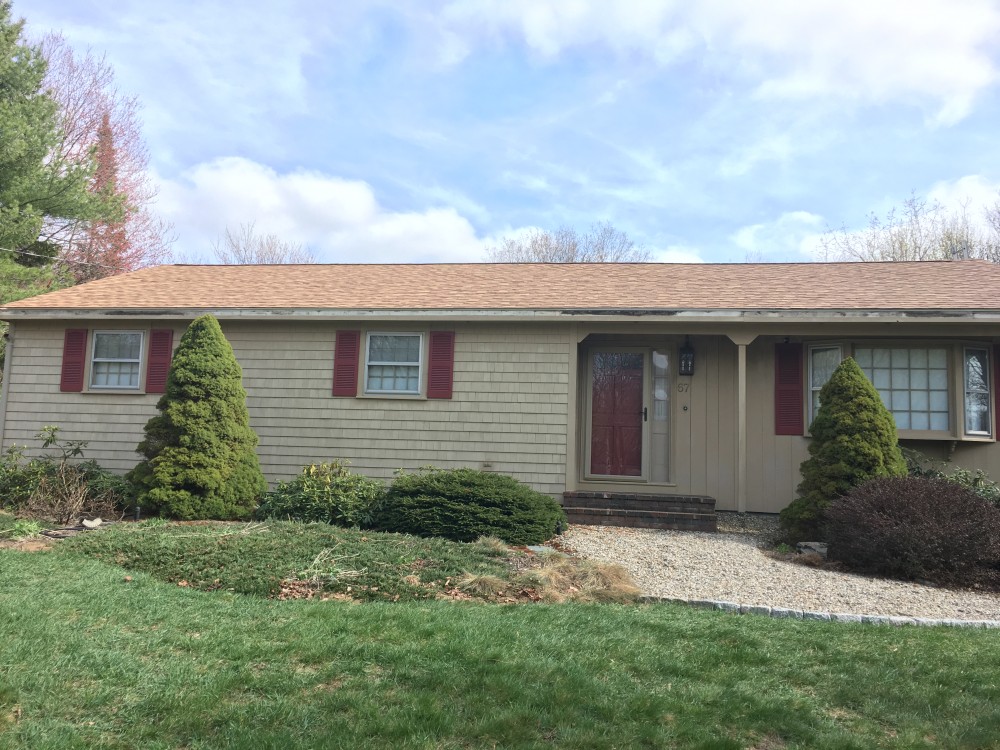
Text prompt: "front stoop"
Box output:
[[562, 491, 717, 532]]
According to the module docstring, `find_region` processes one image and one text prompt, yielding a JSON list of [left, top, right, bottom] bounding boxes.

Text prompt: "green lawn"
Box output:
[[1, 541, 998, 749]]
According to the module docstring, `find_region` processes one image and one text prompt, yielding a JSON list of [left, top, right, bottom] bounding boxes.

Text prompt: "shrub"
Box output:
[[902, 448, 1000, 507], [128, 314, 267, 520], [780, 357, 906, 542], [0, 428, 132, 520], [257, 461, 386, 527], [824, 476, 1000, 589], [372, 468, 567, 545]]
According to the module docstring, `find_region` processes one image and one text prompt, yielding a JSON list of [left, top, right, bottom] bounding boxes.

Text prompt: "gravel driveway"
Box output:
[[558, 513, 1000, 620]]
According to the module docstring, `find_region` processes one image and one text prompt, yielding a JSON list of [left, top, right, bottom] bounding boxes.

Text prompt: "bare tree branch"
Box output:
[[486, 222, 650, 262], [212, 222, 316, 264], [819, 193, 1000, 263]]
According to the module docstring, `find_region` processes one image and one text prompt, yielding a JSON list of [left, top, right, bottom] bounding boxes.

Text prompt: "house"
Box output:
[[1, 260, 999, 529]]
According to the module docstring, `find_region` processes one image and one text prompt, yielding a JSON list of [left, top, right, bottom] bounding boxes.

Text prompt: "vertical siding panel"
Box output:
[[702, 337, 719, 502], [717, 340, 738, 510]]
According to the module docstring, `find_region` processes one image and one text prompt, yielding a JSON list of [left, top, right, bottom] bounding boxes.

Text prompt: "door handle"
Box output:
[[642, 406, 648, 422]]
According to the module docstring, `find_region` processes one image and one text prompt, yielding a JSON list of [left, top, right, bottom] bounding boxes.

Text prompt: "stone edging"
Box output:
[[640, 596, 1000, 629]]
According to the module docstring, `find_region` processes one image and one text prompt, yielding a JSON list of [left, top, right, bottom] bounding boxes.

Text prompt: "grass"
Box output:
[[58, 520, 520, 602], [1, 549, 999, 749]]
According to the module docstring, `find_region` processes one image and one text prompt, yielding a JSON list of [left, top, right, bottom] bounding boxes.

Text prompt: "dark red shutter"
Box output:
[[332, 330, 361, 396], [145, 329, 174, 394], [427, 331, 455, 399], [774, 342, 804, 436], [59, 329, 89, 392]]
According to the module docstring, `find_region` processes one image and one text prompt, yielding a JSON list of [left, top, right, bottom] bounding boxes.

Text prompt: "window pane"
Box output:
[[811, 347, 840, 388], [854, 348, 872, 368], [366, 364, 419, 392], [369, 335, 420, 364], [94, 332, 141, 360], [92, 361, 139, 388], [859, 346, 951, 434], [966, 393, 990, 433], [966, 350, 989, 392], [929, 390, 948, 411]]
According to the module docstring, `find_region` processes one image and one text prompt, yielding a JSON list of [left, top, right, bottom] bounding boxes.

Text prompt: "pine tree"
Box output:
[[780, 357, 907, 542], [128, 315, 267, 519], [0, 1, 106, 261]]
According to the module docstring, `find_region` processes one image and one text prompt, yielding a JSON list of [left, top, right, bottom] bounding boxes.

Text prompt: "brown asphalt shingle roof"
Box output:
[[3, 261, 999, 312]]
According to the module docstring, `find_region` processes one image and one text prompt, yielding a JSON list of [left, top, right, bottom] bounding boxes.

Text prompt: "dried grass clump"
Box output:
[[518, 555, 641, 604], [456, 573, 511, 597], [473, 536, 510, 554]]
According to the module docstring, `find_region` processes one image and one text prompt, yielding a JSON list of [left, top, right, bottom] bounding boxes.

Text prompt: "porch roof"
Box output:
[[3, 260, 999, 318]]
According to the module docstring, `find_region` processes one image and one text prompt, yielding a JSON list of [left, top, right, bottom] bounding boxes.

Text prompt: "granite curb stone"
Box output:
[[639, 595, 1000, 628]]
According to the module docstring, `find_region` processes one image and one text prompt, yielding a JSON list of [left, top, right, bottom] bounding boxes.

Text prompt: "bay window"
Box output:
[[807, 342, 993, 440]]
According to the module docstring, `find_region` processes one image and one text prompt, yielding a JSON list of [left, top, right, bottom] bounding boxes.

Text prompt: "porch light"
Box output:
[[679, 337, 695, 376]]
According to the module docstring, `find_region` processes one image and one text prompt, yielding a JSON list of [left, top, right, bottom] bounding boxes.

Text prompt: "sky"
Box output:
[[21, 0, 1000, 264]]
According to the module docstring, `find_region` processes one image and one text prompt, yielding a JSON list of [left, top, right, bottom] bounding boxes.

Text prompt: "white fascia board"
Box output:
[[3, 307, 1000, 324]]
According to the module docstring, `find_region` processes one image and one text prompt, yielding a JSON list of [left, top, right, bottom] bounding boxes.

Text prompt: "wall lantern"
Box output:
[[679, 337, 695, 376]]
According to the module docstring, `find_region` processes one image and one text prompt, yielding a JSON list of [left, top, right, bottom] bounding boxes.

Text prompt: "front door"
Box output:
[[589, 351, 645, 477]]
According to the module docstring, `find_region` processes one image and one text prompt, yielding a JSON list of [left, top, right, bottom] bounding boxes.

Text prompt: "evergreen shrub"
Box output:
[[780, 357, 906, 542], [372, 468, 566, 545], [257, 461, 385, 527], [128, 315, 267, 520], [824, 476, 1000, 589]]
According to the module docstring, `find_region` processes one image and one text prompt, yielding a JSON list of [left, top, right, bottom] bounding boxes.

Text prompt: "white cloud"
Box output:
[[156, 157, 491, 263], [731, 211, 825, 259], [926, 174, 1000, 215], [652, 245, 706, 263], [437, 0, 1000, 123]]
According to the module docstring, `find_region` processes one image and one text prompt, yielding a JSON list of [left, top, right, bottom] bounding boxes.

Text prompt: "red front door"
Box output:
[[590, 352, 644, 476]]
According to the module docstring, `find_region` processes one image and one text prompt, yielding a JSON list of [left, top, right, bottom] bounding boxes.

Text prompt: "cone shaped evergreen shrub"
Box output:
[[780, 356, 906, 542], [128, 315, 267, 519]]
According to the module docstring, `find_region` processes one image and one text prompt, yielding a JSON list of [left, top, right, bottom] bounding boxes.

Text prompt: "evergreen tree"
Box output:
[[128, 314, 267, 519], [780, 357, 907, 542], [0, 1, 108, 261]]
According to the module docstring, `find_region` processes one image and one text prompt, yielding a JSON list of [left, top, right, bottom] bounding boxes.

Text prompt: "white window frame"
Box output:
[[807, 344, 843, 425], [963, 347, 992, 437], [364, 332, 423, 396], [90, 330, 144, 391]]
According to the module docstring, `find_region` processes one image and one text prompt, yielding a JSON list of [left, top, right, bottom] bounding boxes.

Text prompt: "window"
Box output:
[[808, 345, 842, 423], [90, 331, 142, 389], [365, 333, 422, 394], [806, 342, 994, 439], [855, 347, 949, 432], [964, 348, 991, 436]]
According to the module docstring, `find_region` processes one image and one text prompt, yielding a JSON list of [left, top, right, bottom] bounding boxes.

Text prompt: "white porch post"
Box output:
[[727, 333, 757, 513]]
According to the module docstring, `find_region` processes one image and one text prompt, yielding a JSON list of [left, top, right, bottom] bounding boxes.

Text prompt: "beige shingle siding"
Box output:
[[2, 320, 570, 495]]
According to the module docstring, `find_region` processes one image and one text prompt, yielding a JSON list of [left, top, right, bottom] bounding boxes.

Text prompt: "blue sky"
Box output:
[[22, 0, 1000, 263]]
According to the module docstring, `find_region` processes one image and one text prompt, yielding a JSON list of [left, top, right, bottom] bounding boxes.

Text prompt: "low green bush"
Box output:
[[372, 468, 566, 545], [824, 476, 1000, 589], [256, 461, 385, 528]]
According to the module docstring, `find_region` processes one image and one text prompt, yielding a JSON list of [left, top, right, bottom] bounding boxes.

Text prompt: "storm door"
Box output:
[[588, 351, 646, 477]]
